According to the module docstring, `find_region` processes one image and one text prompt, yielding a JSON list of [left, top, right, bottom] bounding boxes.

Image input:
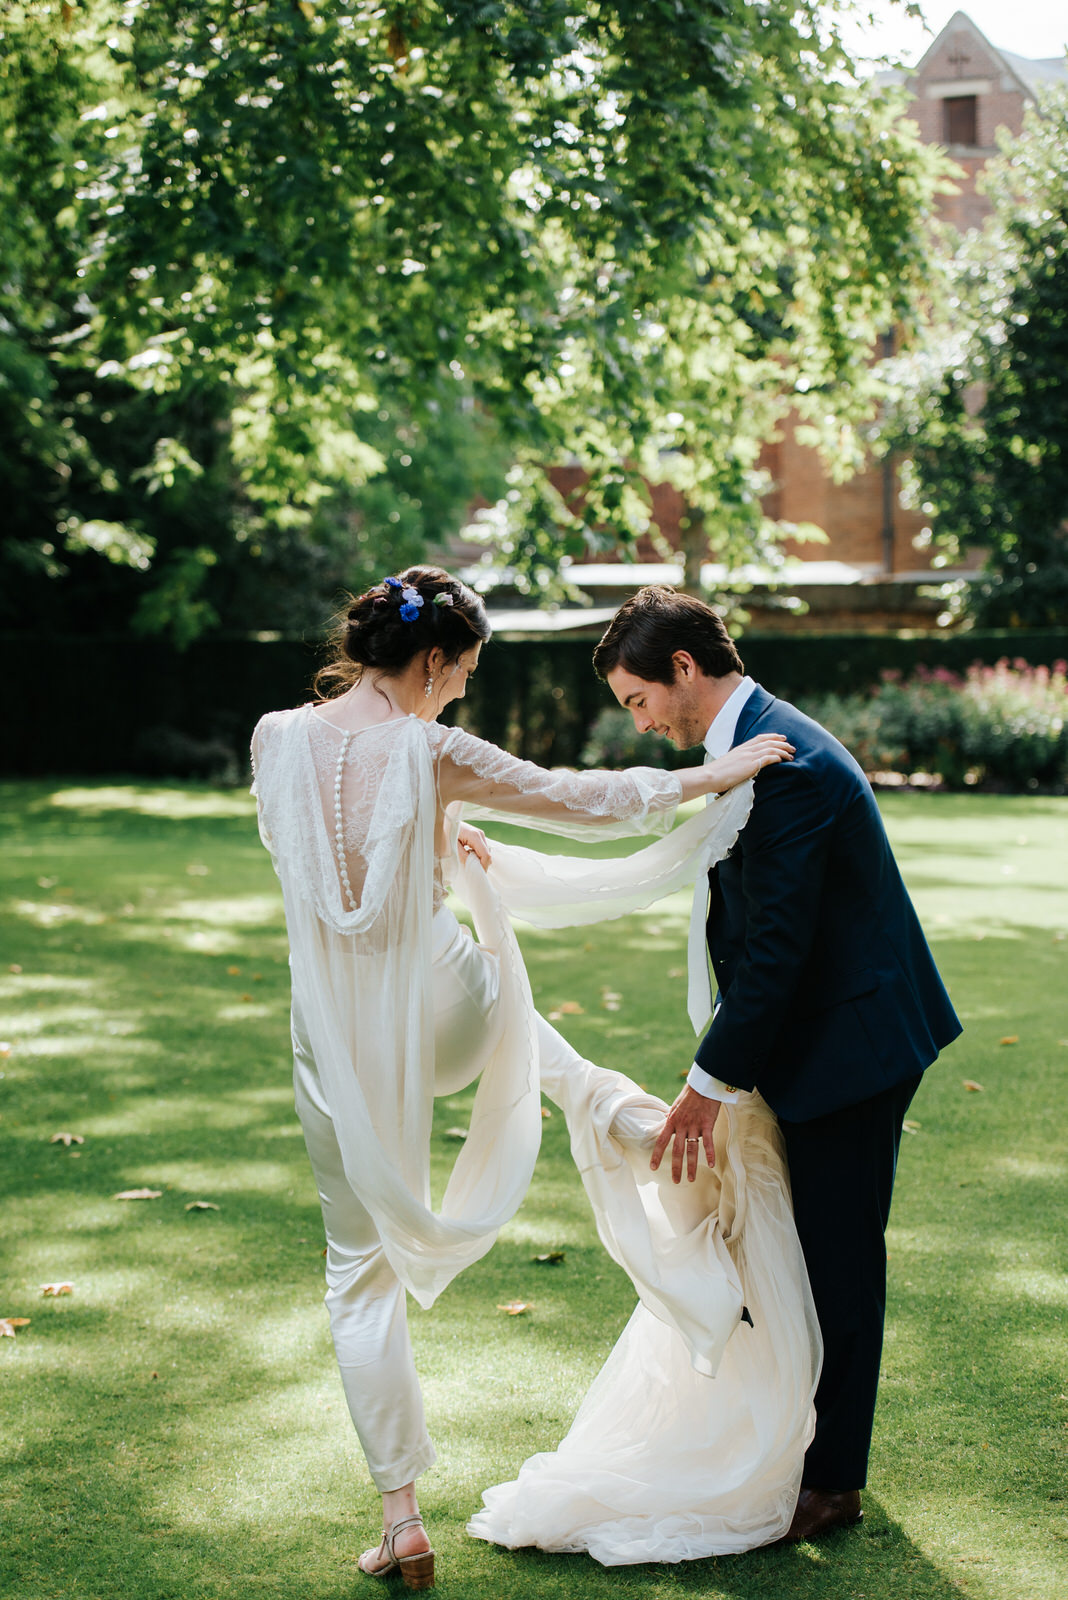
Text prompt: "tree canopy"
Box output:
[[1, 0, 943, 640], [882, 84, 1068, 628]]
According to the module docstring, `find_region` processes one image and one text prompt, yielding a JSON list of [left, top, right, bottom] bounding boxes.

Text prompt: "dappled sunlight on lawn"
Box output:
[[880, 793, 1068, 936], [48, 786, 256, 821], [147, 1376, 364, 1534], [160, 894, 283, 927], [143, 1159, 301, 1195], [992, 1153, 1067, 1182], [0, 971, 95, 998], [7, 1028, 157, 1062], [988, 1263, 1068, 1308], [215, 1002, 277, 1022], [12, 897, 108, 927], [86, 1093, 288, 1138], [492, 1215, 599, 1250], [3, 782, 1067, 1600]]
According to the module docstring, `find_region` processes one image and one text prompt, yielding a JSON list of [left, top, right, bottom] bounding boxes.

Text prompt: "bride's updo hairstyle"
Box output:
[[314, 565, 490, 697]]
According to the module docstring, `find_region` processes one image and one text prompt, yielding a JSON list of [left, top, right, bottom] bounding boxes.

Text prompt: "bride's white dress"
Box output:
[[252, 706, 820, 1563]]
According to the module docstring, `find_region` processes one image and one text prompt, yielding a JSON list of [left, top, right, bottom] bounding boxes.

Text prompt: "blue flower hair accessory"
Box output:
[[399, 584, 424, 623], [383, 575, 403, 590]]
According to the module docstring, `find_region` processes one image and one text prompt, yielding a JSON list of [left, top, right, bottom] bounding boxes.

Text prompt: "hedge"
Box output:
[[3, 627, 1066, 779]]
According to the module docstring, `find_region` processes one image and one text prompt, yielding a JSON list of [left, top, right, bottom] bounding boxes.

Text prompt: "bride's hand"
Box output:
[[457, 823, 492, 869], [707, 733, 794, 792]]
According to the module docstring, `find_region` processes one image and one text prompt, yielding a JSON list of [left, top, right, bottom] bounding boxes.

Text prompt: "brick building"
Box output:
[[463, 12, 1066, 634], [892, 11, 1067, 234], [749, 12, 1067, 624]]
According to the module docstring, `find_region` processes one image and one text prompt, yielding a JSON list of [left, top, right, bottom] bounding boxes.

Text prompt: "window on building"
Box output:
[[943, 95, 978, 146]]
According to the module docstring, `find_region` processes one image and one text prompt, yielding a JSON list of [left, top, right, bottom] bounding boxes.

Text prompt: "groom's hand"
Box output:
[[650, 1085, 722, 1184]]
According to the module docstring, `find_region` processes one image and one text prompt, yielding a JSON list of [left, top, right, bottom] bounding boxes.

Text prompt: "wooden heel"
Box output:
[[398, 1549, 435, 1590]]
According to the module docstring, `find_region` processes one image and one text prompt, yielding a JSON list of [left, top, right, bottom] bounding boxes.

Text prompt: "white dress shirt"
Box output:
[[686, 676, 756, 1103]]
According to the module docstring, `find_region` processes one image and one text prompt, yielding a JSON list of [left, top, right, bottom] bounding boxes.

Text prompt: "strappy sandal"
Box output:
[[358, 1513, 435, 1591]]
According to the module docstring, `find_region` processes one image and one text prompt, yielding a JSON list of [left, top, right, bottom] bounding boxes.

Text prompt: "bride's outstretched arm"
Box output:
[[437, 726, 792, 839]]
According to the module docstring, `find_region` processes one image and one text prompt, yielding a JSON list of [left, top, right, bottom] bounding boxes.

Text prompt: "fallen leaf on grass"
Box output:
[[0, 1318, 30, 1337], [540, 1106, 553, 1120], [184, 1201, 220, 1212], [548, 1001, 586, 1022], [444, 1126, 468, 1141], [51, 1132, 84, 1147], [41, 1283, 73, 1297], [115, 1188, 163, 1201], [226, 965, 241, 976], [9, 964, 21, 974], [901, 1119, 922, 1135], [497, 1301, 531, 1315], [601, 989, 622, 1012], [962, 1080, 985, 1093], [533, 1251, 565, 1265], [0, 1043, 11, 1058], [998, 1035, 1019, 1046]]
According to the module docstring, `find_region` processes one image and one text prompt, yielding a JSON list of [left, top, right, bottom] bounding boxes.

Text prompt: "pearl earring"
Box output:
[[424, 676, 434, 698]]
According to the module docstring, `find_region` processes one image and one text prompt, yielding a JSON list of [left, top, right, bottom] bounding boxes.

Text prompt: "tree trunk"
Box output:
[[680, 507, 706, 595]]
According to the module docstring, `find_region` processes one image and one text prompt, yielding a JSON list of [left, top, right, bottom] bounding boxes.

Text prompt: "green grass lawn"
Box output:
[[1, 781, 1065, 1600]]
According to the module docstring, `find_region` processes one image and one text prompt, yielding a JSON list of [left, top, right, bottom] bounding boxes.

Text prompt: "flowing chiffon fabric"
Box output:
[[253, 707, 820, 1561], [466, 1074, 820, 1561]]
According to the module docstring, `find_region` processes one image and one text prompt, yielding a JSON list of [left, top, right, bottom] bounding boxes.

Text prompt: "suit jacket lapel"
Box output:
[[708, 686, 774, 888]]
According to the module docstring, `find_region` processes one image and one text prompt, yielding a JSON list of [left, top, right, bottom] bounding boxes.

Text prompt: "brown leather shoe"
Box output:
[[779, 1488, 863, 1544]]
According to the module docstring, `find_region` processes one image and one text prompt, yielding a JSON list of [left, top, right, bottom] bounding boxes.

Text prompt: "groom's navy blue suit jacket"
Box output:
[[693, 686, 961, 1122]]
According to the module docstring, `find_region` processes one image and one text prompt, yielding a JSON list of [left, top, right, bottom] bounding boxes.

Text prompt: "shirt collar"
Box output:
[[703, 676, 756, 759]]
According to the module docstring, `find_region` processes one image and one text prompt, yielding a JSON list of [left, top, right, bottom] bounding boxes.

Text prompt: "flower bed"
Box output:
[[798, 659, 1068, 791]]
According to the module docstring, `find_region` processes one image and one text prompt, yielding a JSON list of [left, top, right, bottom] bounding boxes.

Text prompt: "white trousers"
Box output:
[[293, 907, 575, 1491]]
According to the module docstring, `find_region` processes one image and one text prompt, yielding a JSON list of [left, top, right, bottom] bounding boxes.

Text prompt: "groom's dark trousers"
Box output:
[[694, 687, 961, 1489]]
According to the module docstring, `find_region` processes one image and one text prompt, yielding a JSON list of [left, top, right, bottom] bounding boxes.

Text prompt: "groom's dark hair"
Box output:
[[593, 586, 744, 685]]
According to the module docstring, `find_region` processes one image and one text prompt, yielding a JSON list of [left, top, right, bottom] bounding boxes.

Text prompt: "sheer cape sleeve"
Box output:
[[434, 725, 683, 840], [479, 781, 754, 929]]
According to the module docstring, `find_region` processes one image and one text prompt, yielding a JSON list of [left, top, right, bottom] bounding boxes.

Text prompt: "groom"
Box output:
[[593, 586, 961, 1544]]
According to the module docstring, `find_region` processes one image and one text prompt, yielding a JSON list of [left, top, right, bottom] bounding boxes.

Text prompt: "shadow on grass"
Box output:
[[472, 1506, 973, 1600]]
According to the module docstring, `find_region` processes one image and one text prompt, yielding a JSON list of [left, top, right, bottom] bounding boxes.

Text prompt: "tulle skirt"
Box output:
[[467, 1087, 821, 1562]]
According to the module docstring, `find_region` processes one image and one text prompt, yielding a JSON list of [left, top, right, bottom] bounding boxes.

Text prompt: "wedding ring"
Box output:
[[685, 1137, 700, 1143]]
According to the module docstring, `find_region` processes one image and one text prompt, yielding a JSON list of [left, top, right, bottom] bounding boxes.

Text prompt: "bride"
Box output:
[[250, 565, 813, 1588]]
